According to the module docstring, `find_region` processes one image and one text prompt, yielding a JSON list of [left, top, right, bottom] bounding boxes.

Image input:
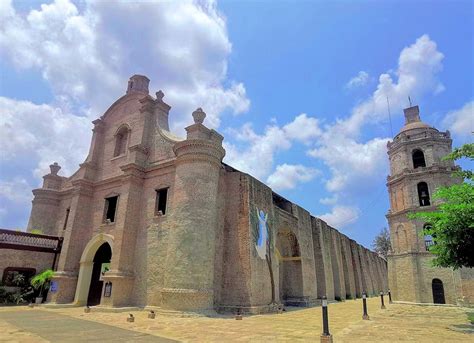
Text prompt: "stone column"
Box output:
[[349, 240, 363, 298], [162, 109, 225, 311], [364, 249, 376, 295], [357, 246, 371, 295], [311, 218, 327, 299], [330, 229, 346, 300], [318, 220, 335, 300], [295, 208, 318, 304], [369, 253, 381, 293], [340, 236, 357, 299]]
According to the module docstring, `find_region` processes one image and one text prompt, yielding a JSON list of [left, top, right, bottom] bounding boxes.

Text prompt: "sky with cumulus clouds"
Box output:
[[0, 0, 472, 247]]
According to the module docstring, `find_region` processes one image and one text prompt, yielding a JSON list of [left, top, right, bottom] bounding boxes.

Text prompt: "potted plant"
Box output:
[[30, 269, 54, 304]]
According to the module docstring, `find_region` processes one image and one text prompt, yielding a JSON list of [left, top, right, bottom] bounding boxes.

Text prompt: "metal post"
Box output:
[[320, 296, 333, 342], [362, 292, 369, 320], [388, 289, 393, 304], [380, 291, 386, 309]]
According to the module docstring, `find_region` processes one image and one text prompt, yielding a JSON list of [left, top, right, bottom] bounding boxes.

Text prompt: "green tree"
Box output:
[[410, 143, 474, 269], [372, 227, 391, 259], [31, 269, 54, 298]]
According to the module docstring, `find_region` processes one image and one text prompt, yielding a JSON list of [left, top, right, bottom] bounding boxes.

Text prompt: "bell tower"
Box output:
[[386, 105, 461, 304]]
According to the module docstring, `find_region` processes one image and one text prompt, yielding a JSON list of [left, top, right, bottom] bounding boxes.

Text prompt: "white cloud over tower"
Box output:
[[0, 0, 249, 129]]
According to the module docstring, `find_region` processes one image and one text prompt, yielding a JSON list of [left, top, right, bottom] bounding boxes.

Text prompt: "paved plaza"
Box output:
[[0, 297, 472, 342]]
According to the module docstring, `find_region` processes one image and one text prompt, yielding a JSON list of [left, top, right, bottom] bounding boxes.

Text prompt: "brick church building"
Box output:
[[2, 75, 388, 312]]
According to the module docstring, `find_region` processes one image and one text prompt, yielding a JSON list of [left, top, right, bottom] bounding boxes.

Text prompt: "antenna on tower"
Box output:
[[408, 96, 412, 107], [386, 96, 394, 137]]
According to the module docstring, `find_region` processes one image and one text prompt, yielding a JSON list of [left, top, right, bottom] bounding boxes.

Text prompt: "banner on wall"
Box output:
[[255, 207, 269, 259]]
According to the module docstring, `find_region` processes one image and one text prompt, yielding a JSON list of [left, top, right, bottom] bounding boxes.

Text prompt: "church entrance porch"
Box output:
[[87, 243, 112, 306], [73, 234, 114, 306]]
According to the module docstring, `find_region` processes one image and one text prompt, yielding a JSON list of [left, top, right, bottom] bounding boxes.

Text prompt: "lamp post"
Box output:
[[362, 292, 369, 320], [388, 289, 393, 304], [380, 291, 386, 309], [320, 296, 333, 343]]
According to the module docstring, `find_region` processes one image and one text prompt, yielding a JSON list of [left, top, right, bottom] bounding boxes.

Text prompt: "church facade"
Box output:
[[386, 105, 474, 306], [21, 75, 388, 312]]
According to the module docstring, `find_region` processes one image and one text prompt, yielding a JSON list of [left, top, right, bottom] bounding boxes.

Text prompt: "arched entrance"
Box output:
[[277, 229, 303, 305], [432, 279, 445, 304], [73, 234, 114, 306], [87, 243, 111, 306]]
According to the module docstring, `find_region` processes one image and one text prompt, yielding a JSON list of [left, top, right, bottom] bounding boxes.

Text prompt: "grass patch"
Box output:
[[467, 312, 474, 325]]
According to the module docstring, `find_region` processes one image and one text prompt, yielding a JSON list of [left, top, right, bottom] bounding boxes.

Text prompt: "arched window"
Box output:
[[417, 182, 430, 206], [114, 126, 129, 157], [412, 149, 426, 169]]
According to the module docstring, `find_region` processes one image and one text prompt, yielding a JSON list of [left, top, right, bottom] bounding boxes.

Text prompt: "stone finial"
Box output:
[[192, 108, 206, 124], [156, 90, 164, 101], [49, 162, 61, 175]]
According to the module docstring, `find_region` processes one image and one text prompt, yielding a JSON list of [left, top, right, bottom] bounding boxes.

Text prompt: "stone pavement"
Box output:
[[0, 297, 472, 342], [0, 310, 177, 342]]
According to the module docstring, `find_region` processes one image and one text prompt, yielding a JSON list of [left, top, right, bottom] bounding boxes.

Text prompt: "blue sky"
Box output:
[[0, 0, 472, 248]]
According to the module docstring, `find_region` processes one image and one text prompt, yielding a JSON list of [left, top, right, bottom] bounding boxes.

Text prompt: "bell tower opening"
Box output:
[[417, 182, 430, 206], [412, 149, 426, 168]]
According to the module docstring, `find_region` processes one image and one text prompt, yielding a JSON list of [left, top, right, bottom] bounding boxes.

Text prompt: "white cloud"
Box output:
[[224, 113, 322, 182], [319, 205, 359, 228], [346, 71, 369, 89], [282, 113, 322, 144], [0, 97, 91, 179], [338, 34, 444, 137], [224, 123, 291, 180], [0, 0, 249, 130], [308, 35, 444, 196], [302, 35, 446, 229], [0, 178, 32, 204], [442, 101, 474, 140], [319, 195, 338, 205], [308, 137, 389, 192], [266, 164, 319, 191]]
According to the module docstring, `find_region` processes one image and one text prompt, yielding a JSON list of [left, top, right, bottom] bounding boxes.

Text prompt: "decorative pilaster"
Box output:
[[101, 163, 145, 307]]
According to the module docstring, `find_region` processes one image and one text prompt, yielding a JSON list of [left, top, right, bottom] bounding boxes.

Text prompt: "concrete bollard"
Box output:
[[148, 311, 155, 319], [362, 292, 370, 320], [380, 291, 386, 309], [127, 314, 135, 323], [320, 296, 333, 343], [388, 289, 393, 304], [235, 309, 243, 320], [84, 306, 90, 313]]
